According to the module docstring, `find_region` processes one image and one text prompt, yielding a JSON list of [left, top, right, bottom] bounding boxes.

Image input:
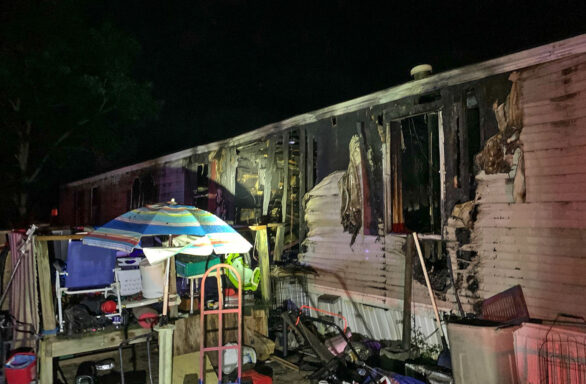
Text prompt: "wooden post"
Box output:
[[273, 224, 284, 262], [402, 235, 414, 351], [36, 239, 57, 333], [383, 123, 392, 233], [298, 129, 306, 242], [250, 226, 271, 304], [263, 138, 276, 216], [413, 233, 445, 341], [156, 324, 175, 384], [306, 133, 314, 191], [282, 131, 289, 227], [39, 338, 53, 384]]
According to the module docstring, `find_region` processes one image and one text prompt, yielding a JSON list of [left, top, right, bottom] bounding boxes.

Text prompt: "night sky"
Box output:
[[93, 0, 586, 162]]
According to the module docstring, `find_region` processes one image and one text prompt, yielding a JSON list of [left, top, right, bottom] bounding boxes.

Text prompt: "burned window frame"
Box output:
[[385, 111, 445, 235]]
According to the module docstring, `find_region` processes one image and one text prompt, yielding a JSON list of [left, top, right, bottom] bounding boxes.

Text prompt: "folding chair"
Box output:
[[55, 240, 122, 333]]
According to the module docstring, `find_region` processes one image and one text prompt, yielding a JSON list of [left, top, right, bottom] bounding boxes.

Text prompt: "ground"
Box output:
[[56, 341, 311, 383]]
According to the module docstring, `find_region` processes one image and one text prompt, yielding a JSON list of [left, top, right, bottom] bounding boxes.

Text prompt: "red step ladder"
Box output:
[[199, 263, 242, 384]]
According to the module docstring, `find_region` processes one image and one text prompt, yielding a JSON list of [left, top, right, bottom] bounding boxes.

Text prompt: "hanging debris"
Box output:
[[339, 135, 363, 245]]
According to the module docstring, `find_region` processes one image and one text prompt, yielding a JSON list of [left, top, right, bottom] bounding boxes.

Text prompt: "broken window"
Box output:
[[129, 175, 157, 210], [193, 164, 209, 210], [466, 92, 481, 181], [390, 113, 441, 234], [141, 175, 157, 205], [74, 189, 87, 226], [130, 178, 142, 209]]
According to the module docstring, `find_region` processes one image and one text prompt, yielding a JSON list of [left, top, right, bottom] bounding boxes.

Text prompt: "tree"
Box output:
[[0, 1, 159, 226]]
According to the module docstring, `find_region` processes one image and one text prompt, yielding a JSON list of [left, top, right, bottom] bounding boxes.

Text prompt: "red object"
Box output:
[[51, 208, 59, 217], [481, 285, 530, 323], [5, 352, 36, 384], [101, 300, 117, 314], [242, 370, 272, 384], [137, 313, 158, 328]]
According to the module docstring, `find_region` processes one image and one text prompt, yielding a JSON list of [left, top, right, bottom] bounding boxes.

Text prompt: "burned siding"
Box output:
[[298, 75, 512, 311], [448, 53, 586, 320], [300, 171, 389, 306], [59, 36, 586, 320]]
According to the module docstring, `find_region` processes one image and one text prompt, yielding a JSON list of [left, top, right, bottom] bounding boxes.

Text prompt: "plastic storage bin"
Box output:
[[117, 269, 142, 296], [117, 256, 143, 295], [447, 319, 519, 384], [65, 241, 116, 289], [175, 254, 220, 276], [5, 352, 36, 384]]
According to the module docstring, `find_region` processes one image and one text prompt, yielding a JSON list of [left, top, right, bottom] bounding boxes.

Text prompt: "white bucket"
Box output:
[[139, 259, 165, 298]]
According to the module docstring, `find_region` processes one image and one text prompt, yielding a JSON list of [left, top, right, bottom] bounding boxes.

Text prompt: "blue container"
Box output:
[[65, 241, 116, 289]]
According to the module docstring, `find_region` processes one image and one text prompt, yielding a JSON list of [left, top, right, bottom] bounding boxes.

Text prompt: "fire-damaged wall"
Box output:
[[448, 53, 586, 320], [300, 74, 512, 313], [60, 36, 586, 325]]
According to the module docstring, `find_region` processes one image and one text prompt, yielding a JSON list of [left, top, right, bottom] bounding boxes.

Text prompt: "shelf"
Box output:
[[120, 294, 180, 309]]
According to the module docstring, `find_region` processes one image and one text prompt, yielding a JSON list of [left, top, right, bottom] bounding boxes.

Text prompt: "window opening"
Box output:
[[193, 165, 209, 210], [130, 178, 141, 209], [391, 113, 441, 234], [466, 92, 481, 180], [74, 190, 86, 226], [90, 187, 100, 225], [141, 175, 157, 205]]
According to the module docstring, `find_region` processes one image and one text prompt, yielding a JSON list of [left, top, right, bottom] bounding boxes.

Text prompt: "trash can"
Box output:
[[447, 319, 519, 384], [140, 258, 165, 298], [5, 352, 36, 384]]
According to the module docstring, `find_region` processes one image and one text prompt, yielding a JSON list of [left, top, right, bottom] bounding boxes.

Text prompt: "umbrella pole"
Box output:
[[161, 236, 173, 324], [162, 256, 171, 321]]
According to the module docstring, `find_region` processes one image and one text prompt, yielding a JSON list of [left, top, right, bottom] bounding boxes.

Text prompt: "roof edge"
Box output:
[[65, 34, 586, 188]]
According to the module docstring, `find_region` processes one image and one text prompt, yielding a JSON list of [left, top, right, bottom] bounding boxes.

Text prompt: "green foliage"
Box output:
[[410, 322, 442, 361], [0, 0, 160, 226]]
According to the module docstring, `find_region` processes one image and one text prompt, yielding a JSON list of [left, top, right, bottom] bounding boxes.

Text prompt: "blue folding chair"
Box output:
[[55, 241, 122, 333]]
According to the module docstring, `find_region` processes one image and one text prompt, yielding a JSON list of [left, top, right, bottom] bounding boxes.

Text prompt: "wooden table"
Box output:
[[39, 326, 152, 384]]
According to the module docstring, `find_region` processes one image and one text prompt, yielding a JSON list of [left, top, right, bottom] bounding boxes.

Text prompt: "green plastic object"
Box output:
[[225, 253, 260, 291], [175, 254, 220, 276]]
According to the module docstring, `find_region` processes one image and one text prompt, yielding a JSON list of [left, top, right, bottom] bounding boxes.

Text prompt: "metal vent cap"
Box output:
[[410, 64, 433, 80]]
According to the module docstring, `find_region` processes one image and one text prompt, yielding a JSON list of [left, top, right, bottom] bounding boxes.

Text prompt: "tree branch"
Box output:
[[25, 129, 73, 184]]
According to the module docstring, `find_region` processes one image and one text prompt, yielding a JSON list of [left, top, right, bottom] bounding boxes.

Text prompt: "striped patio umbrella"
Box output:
[[83, 199, 252, 320], [83, 199, 252, 259]]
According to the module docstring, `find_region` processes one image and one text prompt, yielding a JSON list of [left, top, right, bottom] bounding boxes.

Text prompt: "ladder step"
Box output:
[[202, 308, 239, 315], [202, 345, 239, 352]]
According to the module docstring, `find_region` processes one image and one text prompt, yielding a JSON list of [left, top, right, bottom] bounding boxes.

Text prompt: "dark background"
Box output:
[[2, 0, 586, 225], [96, 0, 586, 160]]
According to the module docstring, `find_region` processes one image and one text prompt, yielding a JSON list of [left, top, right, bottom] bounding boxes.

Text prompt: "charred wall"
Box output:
[[58, 46, 586, 322], [446, 53, 586, 320]]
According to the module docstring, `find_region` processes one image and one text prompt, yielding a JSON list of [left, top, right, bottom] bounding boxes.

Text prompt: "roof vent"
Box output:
[[410, 64, 433, 80]]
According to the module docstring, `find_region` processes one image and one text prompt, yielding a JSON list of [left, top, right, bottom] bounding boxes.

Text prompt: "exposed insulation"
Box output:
[[339, 136, 363, 244], [300, 171, 388, 303], [450, 54, 586, 320]]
